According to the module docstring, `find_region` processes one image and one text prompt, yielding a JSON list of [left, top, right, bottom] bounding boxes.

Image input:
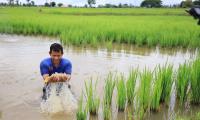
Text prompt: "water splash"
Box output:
[[40, 82, 77, 114]]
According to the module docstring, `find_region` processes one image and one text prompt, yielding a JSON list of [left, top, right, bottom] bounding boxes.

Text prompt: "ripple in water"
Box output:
[[40, 82, 77, 114]]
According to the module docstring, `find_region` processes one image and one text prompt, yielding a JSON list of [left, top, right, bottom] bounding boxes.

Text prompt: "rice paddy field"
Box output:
[[0, 34, 199, 120], [1, 6, 200, 120], [0, 7, 200, 48]]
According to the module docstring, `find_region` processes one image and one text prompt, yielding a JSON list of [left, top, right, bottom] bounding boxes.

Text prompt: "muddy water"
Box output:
[[0, 34, 198, 120]]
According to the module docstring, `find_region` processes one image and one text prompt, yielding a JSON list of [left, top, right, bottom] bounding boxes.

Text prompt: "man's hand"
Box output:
[[50, 74, 60, 82], [61, 73, 71, 82], [43, 73, 71, 83]]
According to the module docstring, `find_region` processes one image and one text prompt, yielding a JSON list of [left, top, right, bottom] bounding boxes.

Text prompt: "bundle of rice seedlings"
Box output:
[[190, 57, 200, 104], [116, 74, 127, 111], [135, 68, 153, 119], [76, 93, 87, 120], [104, 72, 115, 105], [151, 66, 163, 111], [176, 62, 190, 105], [84, 79, 100, 115], [126, 68, 138, 105], [160, 64, 173, 105]]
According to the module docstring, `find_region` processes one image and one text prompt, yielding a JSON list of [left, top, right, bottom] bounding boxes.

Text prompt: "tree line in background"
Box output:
[[0, 0, 200, 8]]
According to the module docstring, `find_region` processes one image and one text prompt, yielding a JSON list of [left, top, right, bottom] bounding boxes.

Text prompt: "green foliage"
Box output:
[[88, 0, 96, 7], [190, 57, 200, 104], [136, 68, 153, 119], [126, 68, 138, 105], [116, 74, 127, 111], [102, 100, 112, 120], [76, 93, 87, 120], [160, 64, 173, 104], [0, 7, 200, 48], [180, 0, 193, 8], [141, 0, 162, 8], [104, 72, 115, 105], [176, 62, 190, 105], [151, 66, 163, 111], [84, 79, 100, 115]]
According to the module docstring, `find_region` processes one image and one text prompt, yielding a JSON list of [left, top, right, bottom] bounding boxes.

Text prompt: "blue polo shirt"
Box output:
[[40, 57, 72, 76]]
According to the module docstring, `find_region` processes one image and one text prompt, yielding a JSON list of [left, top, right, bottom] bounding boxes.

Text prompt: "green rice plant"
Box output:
[[160, 64, 173, 105], [195, 112, 200, 119], [137, 68, 153, 116], [104, 72, 115, 105], [76, 93, 87, 120], [190, 57, 200, 104], [135, 95, 145, 120], [1, 7, 200, 48], [176, 62, 190, 106], [102, 99, 112, 120], [176, 111, 200, 120], [84, 79, 100, 115], [150, 66, 163, 111], [127, 103, 134, 120], [126, 68, 138, 105], [116, 74, 126, 111]]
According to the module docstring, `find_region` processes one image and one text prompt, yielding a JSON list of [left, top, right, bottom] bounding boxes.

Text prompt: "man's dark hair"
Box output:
[[50, 43, 63, 54]]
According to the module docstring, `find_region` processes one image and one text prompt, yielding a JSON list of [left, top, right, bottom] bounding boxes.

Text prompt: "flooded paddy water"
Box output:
[[0, 34, 199, 120]]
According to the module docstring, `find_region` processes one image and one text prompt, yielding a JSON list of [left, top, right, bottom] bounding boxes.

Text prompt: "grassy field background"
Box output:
[[0, 7, 199, 48]]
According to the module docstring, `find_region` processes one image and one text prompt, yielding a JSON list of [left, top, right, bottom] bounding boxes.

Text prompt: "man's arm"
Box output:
[[42, 74, 50, 83], [40, 61, 51, 83], [62, 60, 72, 81]]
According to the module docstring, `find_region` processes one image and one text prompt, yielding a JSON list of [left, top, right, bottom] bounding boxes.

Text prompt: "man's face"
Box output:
[[49, 50, 63, 63]]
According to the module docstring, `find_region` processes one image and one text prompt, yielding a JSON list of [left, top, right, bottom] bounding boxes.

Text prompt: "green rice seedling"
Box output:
[[151, 66, 163, 111], [106, 41, 113, 51], [138, 68, 153, 111], [84, 79, 100, 115], [190, 57, 200, 104], [127, 102, 134, 120], [116, 74, 126, 111], [126, 68, 138, 105], [160, 64, 173, 105], [135, 96, 145, 120], [104, 72, 115, 106], [76, 93, 87, 120], [176, 62, 190, 106], [102, 99, 112, 120]]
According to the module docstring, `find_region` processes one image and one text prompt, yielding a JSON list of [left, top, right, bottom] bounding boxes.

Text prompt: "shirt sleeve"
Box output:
[[40, 61, 49, 76], [64, 61, 72, 74]]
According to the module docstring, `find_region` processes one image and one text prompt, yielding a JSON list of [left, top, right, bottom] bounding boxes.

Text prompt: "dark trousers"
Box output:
[[42, 82, 71, 101]]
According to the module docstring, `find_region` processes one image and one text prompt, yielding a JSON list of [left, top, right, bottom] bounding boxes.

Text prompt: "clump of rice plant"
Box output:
[[116, 74, 127, 111], [135, 97, 145, 120], [151, 66, 163, 111], [127, 103, 134, 120], [151, 64, 174, 111], [160, 64, 173, 105], [135, 68, 152, 119], [176, 62, 190, 106], [104, 72, 115, 105], [126, 68, 138, 105], [139, 69, 153, 110], [84, 79, 100, 115], [102, 99, 112, 120], [190, 57, 200, 104], [102, 72, 115, 120], [76, 93, 87, 120]]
